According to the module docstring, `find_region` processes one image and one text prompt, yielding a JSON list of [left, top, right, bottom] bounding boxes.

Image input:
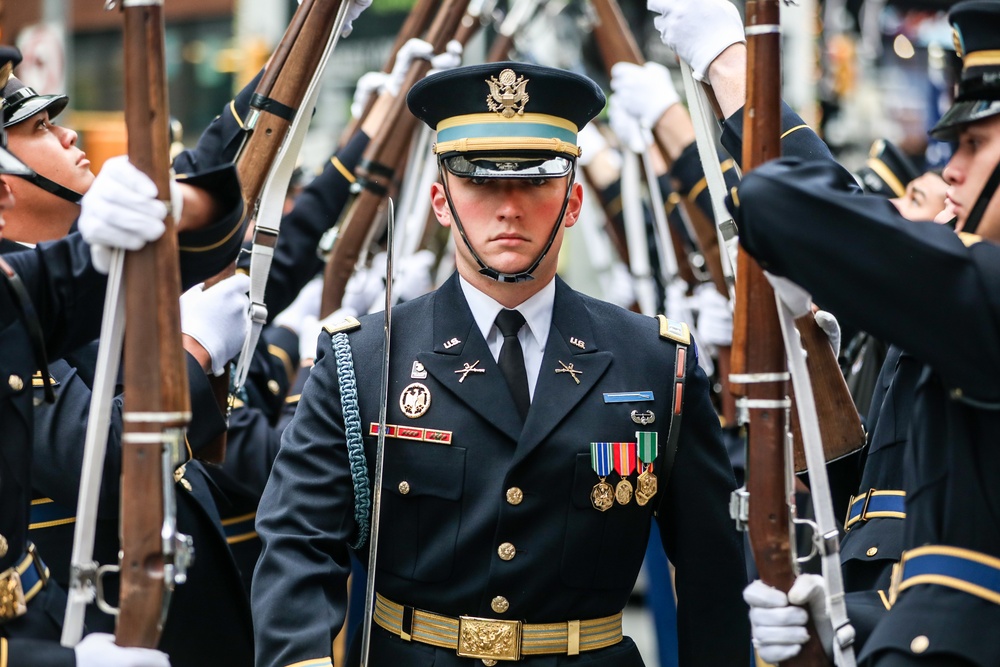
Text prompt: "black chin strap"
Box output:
[[16, 171, 83, 204], [438, 163, 576, 283], [962, 158, 1000, 235]]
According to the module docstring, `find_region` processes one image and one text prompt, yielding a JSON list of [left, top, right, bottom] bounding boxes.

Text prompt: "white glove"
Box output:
[[608, 95, 651, 154], [814, 309, 841, 359], [180, 273, 251, 376], [694, 282, 732, 346], [395, 249, 436, 302], [744, 575, 834, 664], [386, 39, 435, 96], [340, 0, 373, 37], [298, 306, 358, 361], [74, 633, 170, 667], [427, 40, 464, 77], [647, 0, 746, 83], [272, 276, 323, 335], [766, 272, 813, 319], [343, 253, 387, 315], [350, 71, 389, 120], [78, 156, 171, 274], [599, 261, 636, 309], [610, 61, 680, 130]]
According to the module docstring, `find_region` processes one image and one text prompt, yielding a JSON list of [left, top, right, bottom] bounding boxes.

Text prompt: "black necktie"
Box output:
[[495, 309, 530, 421]]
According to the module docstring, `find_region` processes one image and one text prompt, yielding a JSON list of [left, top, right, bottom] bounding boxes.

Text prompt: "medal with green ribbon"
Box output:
[[635, 431, 658, 506], [613, 442, 636, 505], [589, 442, 614, 512]]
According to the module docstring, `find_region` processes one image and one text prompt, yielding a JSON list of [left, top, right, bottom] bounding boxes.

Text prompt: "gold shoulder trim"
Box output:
[[656, 315, 691, 345], [958, 231, 983, 247], [323, 315, 362, 335]]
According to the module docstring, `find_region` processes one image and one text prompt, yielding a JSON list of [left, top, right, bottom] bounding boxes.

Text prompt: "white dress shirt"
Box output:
[[459, 275, 555, 400]]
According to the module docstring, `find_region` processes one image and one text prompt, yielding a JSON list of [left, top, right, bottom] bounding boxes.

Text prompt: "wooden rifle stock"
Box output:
[[197, 0, 348, 464], [734, 2, 828, 664], [321, 0, 472, 318], [118, 1, 189, 648], [590, 0, 726, 294]]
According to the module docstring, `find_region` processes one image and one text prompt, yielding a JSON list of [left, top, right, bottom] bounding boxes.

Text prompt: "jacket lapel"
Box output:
[[415, 275, 523, 442], [513, 279, 612, 466]]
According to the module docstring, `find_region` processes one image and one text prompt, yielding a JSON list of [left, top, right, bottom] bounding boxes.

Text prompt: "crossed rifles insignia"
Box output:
[[486, 68, 529, 118]]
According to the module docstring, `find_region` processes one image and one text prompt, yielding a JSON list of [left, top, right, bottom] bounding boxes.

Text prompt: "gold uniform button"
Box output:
[[398, 481, 411, 495], [0, 534, 7, 558], [498, 542, 516, 561], [491, 596, 509, 614], [267, 379, 281, 395], [180, 478, 193, 493], [910, 635, 929, 654], [866, 547, 879, 557], [8, 374, 23, 392], [505, 487, 523, 505]]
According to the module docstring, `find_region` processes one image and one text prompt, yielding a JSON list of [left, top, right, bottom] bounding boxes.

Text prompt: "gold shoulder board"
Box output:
[[656, 315, 691, 345], [323, 315, 362, 335], [31, 371, 59, 388]]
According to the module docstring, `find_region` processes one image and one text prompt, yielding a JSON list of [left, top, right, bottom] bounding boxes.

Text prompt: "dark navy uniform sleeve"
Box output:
[[654, 340, 751, 665], [2, 638, 76, 666], [732, 157, 1000, 401], [252, 333, 353, 667], [721, 101, 837, 167]]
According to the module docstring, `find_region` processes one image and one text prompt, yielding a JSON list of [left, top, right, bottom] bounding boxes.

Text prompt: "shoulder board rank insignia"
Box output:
[[958, 231, 983, 247], [656, 315, 690, 345], [323, 315, 362, 335], [31, 371, 59, 389]]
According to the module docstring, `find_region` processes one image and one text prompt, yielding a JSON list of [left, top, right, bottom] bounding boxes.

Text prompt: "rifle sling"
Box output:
[[0, 256, 54, 402], [249, 93, 297, 123]]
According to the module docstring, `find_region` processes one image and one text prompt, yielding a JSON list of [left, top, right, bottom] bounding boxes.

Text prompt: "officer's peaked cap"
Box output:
[[0, 46, 38, 177], [931, 1, 1000, 140], [0, 46, 68, 129], [407, 62, 605, 178], [856, 138, 921, 197]]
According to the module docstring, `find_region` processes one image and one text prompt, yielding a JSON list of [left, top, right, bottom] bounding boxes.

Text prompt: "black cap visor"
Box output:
[[930, 99, 1000, 141], [442, 151, 573, 179], [4, 92, 69, 128]]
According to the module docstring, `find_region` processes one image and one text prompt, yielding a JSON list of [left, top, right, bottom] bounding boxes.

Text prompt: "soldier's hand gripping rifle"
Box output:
[[116, 0, 193, 647], [320, 0, 472, 319], [730, 1, 830, 664]]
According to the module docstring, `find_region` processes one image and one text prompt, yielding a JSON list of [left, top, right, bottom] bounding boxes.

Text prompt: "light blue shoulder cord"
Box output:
[[332, 332, 371, 549]]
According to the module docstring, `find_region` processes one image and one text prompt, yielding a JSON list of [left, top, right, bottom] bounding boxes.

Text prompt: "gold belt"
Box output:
[[373, 593, 623, 664], [0, 544, 49, 622]]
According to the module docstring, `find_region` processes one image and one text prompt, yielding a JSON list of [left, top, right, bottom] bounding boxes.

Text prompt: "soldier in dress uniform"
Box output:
[[0, 48, 170, 667], [650, 0, 1000, 664], [252, 61, 750, 667]]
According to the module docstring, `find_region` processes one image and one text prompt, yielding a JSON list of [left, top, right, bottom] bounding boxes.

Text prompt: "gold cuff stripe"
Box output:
[[877, 589, 892, 610], [330, 156, 355, 183], [228, 100, 246, 129], [687, 159, 735, 202], [780, 124, 810, 140], [282, 659, 332, 667], [285, 393, 302, 404], [226, 532, 260, 545], [898, 574, 1000, 606], [964, 50, 1000, 68], [178, 212, 245, 253], [268, 344, 295, 382]]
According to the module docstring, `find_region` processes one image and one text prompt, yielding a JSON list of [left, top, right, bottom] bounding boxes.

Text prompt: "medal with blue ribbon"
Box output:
[[613, 442, 637, 505], [589, 442, 614, 512], [636, 431, 658, 506]]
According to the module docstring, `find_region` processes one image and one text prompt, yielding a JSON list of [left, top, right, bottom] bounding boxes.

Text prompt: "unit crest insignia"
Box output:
[[486, 69, 529, 118], [400, 383, 431, 419]]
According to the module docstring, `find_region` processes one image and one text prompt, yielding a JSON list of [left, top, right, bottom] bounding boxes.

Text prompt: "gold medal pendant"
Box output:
[[591, 478, 615, 512], [615, 478, 633, 505], [635, 466, 658, 506]]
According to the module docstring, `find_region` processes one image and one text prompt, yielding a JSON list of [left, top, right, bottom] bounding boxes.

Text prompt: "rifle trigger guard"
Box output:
[[792, 517, 820, 563], [95, 563, 121, 616]]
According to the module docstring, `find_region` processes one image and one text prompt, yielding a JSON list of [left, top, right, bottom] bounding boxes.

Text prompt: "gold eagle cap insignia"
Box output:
[[486, 68, 529, 118]]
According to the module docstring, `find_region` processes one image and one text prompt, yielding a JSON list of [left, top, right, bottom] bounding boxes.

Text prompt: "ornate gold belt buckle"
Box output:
[[457, 616, 522, 662], [0, 569, 27, 622]]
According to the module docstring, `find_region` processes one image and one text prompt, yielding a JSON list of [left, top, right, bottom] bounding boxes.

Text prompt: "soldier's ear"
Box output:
[[430, 181, 452, 228]]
